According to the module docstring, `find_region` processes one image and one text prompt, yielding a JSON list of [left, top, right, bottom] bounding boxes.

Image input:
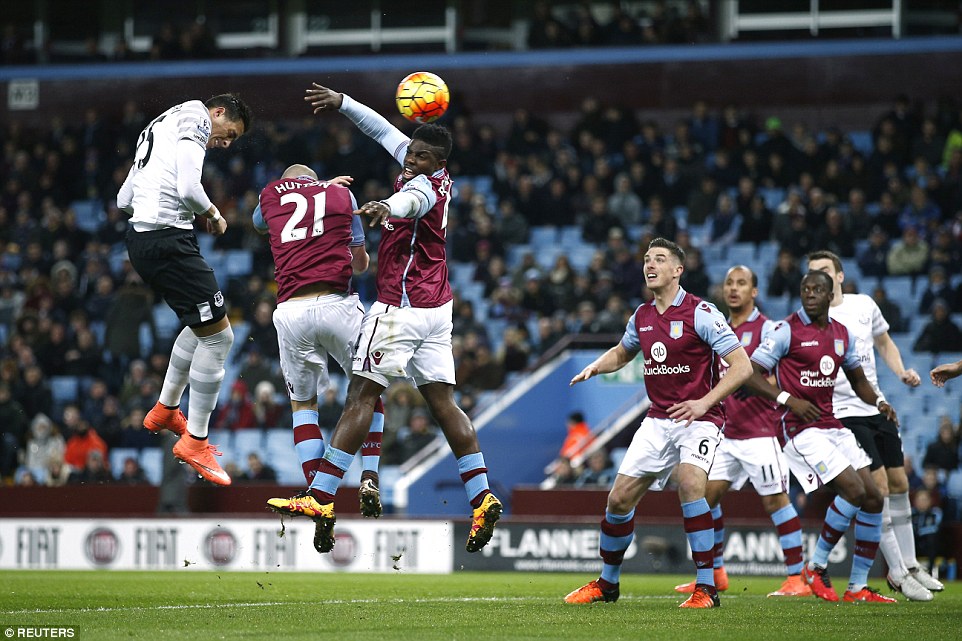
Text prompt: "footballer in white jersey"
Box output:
[[808, 251, 940, 600], [118, 93, 251, 489]]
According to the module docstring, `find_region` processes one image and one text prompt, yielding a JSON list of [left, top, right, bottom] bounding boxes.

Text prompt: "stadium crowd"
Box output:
[[1, 78, 961, 562]]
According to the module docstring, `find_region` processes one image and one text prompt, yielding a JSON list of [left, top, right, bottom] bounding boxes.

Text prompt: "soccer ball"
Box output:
[[395, 71, 449, 124]]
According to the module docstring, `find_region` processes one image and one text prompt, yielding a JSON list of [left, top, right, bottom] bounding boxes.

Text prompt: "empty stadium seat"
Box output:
[[233, 429, 264, 457], [139, 449, 164, 485], [152, 304, 181, 341], [223, 249, 254, 278], [530, 226, 558, 248], [50, 376, 80, 406]]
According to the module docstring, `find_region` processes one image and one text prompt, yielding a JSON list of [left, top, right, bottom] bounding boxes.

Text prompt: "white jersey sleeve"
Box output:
[[124, 100, 213, 231], [830, 294, 884, 418], [339, 94, 410, 165]]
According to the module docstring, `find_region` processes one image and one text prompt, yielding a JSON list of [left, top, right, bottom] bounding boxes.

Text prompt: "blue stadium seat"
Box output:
[[530, 226, 558, 248], [197, 234, 216, 255], [223, 249, 254, 278], [233, 429, 264, 456], [559, 226, 583, 248], [152, 304, 181, 341], [71, 200, 105, 233], [847, 130, 874, 156], [139, 449, 164, 485], [138, 322, 153, 359], [50, 376, 80, 406], [760, 188, 786, 211], [264, 428, 300, 484]]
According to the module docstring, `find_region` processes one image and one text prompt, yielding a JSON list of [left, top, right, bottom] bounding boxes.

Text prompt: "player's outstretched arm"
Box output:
[[931, 359, 962, 387], [875, 331, 921, 387], [305, 84, 344, 113], [570, 343, 635, 386]]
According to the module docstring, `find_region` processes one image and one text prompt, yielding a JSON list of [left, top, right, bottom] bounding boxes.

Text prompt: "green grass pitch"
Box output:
[[1, 571, 960, 640]]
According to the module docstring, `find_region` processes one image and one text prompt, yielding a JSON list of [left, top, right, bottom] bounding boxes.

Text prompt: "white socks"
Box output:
[[159, 327, 199, 407], [185, 325, 234, 438], [879, 497, 908, 579], [889, 491, 919, 569]]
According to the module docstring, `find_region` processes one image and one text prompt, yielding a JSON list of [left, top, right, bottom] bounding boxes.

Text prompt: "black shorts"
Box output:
[[841, 414, 904, 471], [126, 226, 226, 327]]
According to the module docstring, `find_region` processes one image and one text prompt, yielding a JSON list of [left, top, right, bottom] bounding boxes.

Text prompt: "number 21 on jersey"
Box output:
[[280, 191, 326, 243]]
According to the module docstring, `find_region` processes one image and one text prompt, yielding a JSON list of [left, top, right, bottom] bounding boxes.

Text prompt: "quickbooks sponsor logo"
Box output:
[[644, 364, 692, 375]]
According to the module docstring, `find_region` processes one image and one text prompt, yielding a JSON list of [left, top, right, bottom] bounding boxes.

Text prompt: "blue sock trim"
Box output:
[[369, 410, 385, 434], [457, 452, 485, 474], [770, 504, 796, 526], [605, 509, 635, 524], [681, 498, 710, 518], [322, 446, 354, 472], [293, 409, 319, 427], [309, 471, 340, 496]]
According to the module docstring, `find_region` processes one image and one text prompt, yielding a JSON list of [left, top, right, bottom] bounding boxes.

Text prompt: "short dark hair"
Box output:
[[205, 93, 253, 133], [648, 237, 686, 264], [807, 250, 843, 273], [803, 269, 834, 290], [412, 123, 453, 160]]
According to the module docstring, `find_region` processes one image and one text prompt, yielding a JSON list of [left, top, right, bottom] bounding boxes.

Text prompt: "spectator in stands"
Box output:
[[391, 409, 438, 464], [912, 488, 943, 573], [738, 194, 774, 246], [499, 325, 531, 374], [242, 452, 277, 482], [23, 412, 64, 473], [921, 417, 959, 472], [495, 198, 529, 246], [679, 247, 711, 299], [913, 299, 962, 353], [607, 172, 643, 227], [767, 248, 802, 299], [900, 184, 941, 236], [62, 404, 107, 470], [581, 195, 623, 244], [928, 227, 961, 275], [886, 225, 930, 276], [560, 411, 594, 461], [103, 271, 155, 366], [704, 192, 742, 249], [919, 266, 955, 314], [857, 226, 890, 278], [575, 449, 616, 488], [118, 407, 154, 449], [215, 380, 257, 430], [67, 449, 112, 485], [316, 387, 345, 433], [549, 456, 580, 486], [0, 381, 28, 478], [236, 344, 284, 396], [246, 298, 280, 359], [17, 364, 52, 422], [814, 207, 855, 258], [117, 456, 149, 484], [252, 380, 290, 429], [872, 285, 907, 333]]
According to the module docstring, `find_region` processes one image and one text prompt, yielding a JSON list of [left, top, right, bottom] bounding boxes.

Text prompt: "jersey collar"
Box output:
[[797, 308, 832, 325], [727, 306, 760, 325]]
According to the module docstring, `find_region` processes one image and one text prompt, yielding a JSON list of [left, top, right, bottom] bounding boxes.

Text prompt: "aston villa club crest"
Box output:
[[834, 339, 844, 356], [740, 332, 753, 346], [670, 321, 684, 339]]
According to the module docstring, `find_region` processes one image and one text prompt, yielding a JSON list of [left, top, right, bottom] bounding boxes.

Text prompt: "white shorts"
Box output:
[[273, 293, 365, 402], [352, 300, 456, 387], [708, 436, 789, 495], [617, 416, 721, 491], [784, 426, 872, 494]]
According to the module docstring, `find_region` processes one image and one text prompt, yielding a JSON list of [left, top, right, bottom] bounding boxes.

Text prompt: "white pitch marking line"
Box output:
[[2, 593, 740, 615]]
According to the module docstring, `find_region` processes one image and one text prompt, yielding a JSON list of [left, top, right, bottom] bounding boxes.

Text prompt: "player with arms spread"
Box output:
[[117, 93, 252, 486], [674, 265, 810, 598], [564, 238, 752, 609], [268, 83, 502, 554], [808, 250, 939, 599], [747, 271, 897, 604], [254, 166, 387, 544]]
